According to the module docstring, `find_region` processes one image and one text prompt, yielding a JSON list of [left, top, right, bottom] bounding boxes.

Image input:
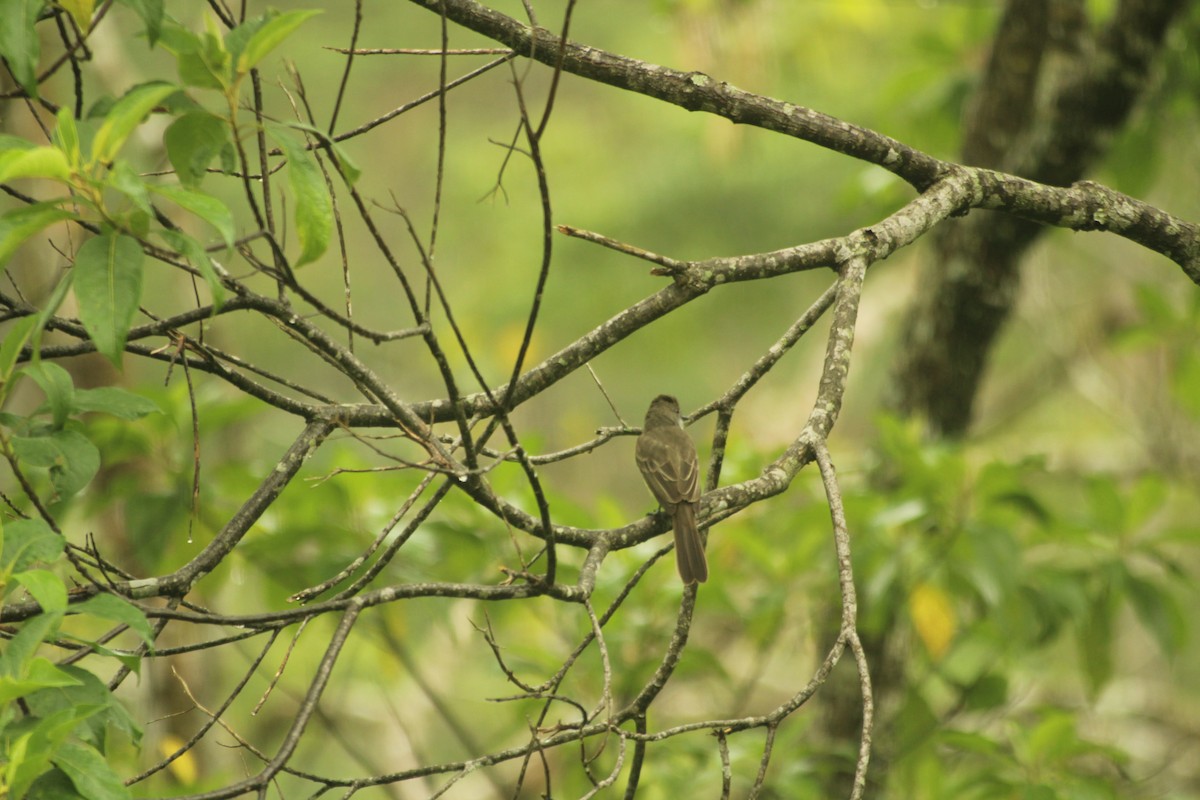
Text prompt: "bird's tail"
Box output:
[[673, 503, 708, 584]]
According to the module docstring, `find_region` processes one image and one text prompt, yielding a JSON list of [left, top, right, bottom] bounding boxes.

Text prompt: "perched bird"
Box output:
[[635, 394, 708, 584]]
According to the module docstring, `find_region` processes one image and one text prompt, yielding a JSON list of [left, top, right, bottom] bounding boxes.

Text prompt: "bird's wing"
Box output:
[[635, 427, 700, 506]]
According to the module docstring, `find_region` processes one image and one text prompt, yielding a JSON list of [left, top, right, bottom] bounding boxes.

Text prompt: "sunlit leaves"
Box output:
[[0, 143, 70, 183], [13, 569, 68, 614], [0, 656, 78, 706], [52, 106, 81, 168], [234, 9, 322, 76], [90, 82, 179, 165], [3, 606, 58, 670], [58, 0, 95, 33], [160, 9, 320, 91]]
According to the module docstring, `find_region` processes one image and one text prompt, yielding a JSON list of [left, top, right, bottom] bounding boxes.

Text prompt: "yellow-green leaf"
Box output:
[[909, 582, 956, 661], [0, 145, 70, 183], [58, 0, 95, 33], [235, 10, 322, 75], [91, 81, 179, 165]]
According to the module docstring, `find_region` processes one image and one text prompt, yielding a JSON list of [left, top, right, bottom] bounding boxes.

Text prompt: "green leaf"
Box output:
[[74, 233, 144, 366], [1078, 575, 1118, 697], [0, 613, 63, 676], [58, 633, 144, 674], [71, 386, 160, 419], [159, 20, 228, 89], [2, 657, 80, 700], [938, 729, 1004, 758], [1025, 709, 1080, 764], [164, 110, 229, 187], [107, 160, 152, 216], [90, 81, 179, 165], [13, 569, 68, 613], [962, 672, 1008, 711], [53, 739, 132, 800], [30, 268, 76, 360], [26, 665, 143, 748], [1126, 574, 1185, 657], [893, 689, 939, 752], [222, 12, 271, 65], [148, 183, 234, 248], [235, 9, 322, 75], [158, 228, 226, 309], [53, 106, 81, 167], [25, 361, 75, 429], [74, 593, 155, 646], [10, 433, 66, 467], [58, 0, 95, 33], [116, 0, 164, 45], [0, 315, 39, 385], [0, 517, 63, 573], [266, 123, 331, 266], [29, 772, 91, 799], [219, 139, 237, 174], [0, 204, 77, 269], [6, 730, 53, 800], [0, 145, 71, 183], [0, 132, 32, 149], [285, 120, 361, 185], [1125, 474, 1168, 530], [0, 0, 43, 97], [1085, 475, 1123, 534], [1171, 348, 1200, 418], [11, 428, 101, 500], [16, 704, 103, 800]]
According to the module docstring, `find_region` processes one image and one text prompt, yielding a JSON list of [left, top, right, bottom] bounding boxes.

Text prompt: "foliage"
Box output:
[[0, 293, 159, 797], [839, 416, 1195, 798], [1, 3, 326, 795]]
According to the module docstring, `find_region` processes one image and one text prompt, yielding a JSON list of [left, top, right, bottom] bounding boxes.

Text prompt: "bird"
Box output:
[[635, 394, 708, 584]]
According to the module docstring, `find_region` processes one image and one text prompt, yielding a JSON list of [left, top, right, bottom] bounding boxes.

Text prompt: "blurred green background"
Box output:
[[3, 0, 1200, 797]]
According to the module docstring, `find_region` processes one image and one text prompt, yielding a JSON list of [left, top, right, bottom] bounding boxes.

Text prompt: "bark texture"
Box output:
[[890, 0, 1187, 436]]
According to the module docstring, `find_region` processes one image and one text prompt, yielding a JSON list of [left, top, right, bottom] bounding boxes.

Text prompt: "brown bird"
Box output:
[[635, 394, 708, 584]]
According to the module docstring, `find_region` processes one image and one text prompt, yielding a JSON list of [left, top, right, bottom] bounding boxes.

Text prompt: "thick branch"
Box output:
[[403, 0, 945, 188], [891, 0, 1190, 436]]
